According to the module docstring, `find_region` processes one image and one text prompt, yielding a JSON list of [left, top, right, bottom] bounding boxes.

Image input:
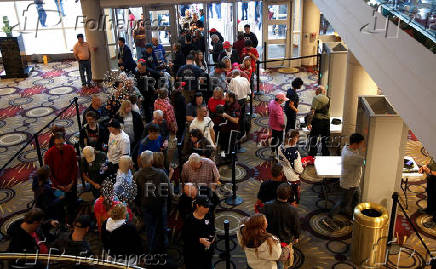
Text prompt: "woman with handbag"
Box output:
[[238, 214, 292, 269]]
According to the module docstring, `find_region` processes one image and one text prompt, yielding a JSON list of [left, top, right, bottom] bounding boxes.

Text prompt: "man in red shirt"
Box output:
[[44, 134, 78, 223], [241, 40, 259, 72]]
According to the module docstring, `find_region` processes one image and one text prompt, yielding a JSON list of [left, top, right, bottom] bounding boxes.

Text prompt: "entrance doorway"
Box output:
[[262, 1, 292, 68]]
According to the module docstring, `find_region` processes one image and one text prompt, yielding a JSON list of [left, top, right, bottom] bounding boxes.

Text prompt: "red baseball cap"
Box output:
[[209, 28, 217, 32], [223, 41, 231, 49]]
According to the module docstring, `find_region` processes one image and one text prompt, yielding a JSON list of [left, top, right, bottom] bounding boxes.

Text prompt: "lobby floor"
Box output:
[[0, 61, 435, 268]]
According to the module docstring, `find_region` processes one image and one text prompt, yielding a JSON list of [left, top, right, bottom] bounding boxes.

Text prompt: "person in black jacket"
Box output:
[[170, 85, 187, 141], [32, 166, 65, 221], [136, 59, 162, 123], [182, 196, 215, 269], [192, 30, 206, 53], [259, 183, 300, 245], [134, 151, 171, 251], [8, 208, 59, 267], [285, 77, 303, 133], [118, 37, 136, 74], [51, 215, 92, 258], [171, 43, 186, 76], [176, 54, 208, 103], [80, 111, 108, 151], [219, 41, 239, 63], [101, 203, 143, 258], [256, 162, 286, 204], [208, 28, 224, 43], [209, 34, 223, 63], [243, 24, 259, 48]]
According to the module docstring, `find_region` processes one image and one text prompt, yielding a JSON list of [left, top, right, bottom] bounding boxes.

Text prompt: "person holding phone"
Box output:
[[182, 196, 216, 269]]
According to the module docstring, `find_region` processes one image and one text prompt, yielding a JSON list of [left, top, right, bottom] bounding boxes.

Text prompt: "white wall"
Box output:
[[313, 0, 436, 158]]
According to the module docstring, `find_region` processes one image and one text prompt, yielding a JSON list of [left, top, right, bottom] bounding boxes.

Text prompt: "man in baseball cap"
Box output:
[[219, 41, 239, 63], [208, 28, 224, 43], [268, 93, 288, 156]]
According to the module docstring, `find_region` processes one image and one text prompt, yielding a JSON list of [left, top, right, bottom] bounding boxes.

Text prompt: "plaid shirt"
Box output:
[[154, 97, 178, 134], [181, 157, 220, 185]]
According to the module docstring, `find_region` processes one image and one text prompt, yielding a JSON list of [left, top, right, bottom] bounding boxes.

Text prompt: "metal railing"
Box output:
[[0, 97, 82, 174], [255, 53, 322, 95], [388, 192, 436, 266], [0, 253, 147, 269]]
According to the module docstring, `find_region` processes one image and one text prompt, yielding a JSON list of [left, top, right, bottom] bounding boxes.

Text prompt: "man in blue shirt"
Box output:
[[285, 77, 303, 133], [152, 37, 167, 67], [137, 124, 164, 158], [142, 43, 159, 70]]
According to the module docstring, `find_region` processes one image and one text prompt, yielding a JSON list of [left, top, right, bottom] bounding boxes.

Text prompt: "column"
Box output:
[[357, 96, 407, 215], [80, 0, 109, 81], [301, 0, 320, 66], [342, 51, 378, 137]]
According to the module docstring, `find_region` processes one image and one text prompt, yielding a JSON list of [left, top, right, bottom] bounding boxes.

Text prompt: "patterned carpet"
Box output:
[[0, 61, 435, 268]]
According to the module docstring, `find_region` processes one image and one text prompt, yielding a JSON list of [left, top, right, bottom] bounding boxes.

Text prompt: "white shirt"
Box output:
[[131, 104, 140, 114], [278, 144, 304, 182], [189, 117, 215, 146], [229, 75, 250, 100], [107, 130, 130, 164], [340, 145, 365, 189]]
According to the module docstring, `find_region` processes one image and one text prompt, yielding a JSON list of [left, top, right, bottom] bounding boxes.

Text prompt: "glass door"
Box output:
[[145, 5, 177, 49], [262, 1, 291, 68], [103, 8, 118, 71]]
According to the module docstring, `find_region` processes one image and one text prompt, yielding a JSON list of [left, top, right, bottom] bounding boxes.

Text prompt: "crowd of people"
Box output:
[[11, 10, 432, 269]]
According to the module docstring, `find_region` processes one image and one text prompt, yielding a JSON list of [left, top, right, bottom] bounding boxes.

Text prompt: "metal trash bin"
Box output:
[[351, 202, 389, 267]]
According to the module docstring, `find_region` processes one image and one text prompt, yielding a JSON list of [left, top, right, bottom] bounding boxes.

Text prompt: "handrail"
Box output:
[[0, 97, 81, 173], [0, 253, 147, 269]]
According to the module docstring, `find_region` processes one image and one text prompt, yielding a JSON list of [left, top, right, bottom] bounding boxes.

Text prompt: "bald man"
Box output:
[[307, 86, 330, 156]]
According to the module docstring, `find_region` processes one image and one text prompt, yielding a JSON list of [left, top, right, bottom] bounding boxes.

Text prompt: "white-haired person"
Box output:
[[81, 146, 107, 199], [116, 100, 144, 150], [181, 153, 220, 186], [134, 151, 171, 251], [143, 110, 169, 141], [209, 34, 223, 63]]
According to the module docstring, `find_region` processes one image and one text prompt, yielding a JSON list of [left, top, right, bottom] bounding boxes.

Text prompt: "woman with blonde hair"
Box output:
[[116, 99, 143, 148], [238, 214, 283, 269], [101, 203, 142, 259]]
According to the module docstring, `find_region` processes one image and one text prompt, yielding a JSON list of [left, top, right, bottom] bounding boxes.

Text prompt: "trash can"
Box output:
[[351, 202, 389, 267]]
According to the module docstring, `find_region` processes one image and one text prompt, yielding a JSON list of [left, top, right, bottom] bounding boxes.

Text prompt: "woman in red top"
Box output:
[[241, 40, 259, 71], [208, 87, 226, 126], [240, 56, 253, 80]]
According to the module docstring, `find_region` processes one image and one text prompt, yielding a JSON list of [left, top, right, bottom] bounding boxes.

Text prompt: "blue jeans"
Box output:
[[135, 46, 145, 60], [242, 3, 248, 20], [215, 3, 221, 19], [36, 4, 47, 27], [142, 204, 168, 251], [78, 60, 92, 85], [208, 4, 213, 18], [54, 0, 65, 16], [277, 261, 284, 269]]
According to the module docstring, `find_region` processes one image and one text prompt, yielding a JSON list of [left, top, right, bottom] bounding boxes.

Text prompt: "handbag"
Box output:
[[278, 242, 294, 263]]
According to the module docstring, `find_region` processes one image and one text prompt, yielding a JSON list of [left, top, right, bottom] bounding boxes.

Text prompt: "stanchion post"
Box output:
[[74, 142, 86, 189], [255, 60, 263, 95], [73, 97, 82, 132], [317, 54, 322, 85], [263, 41, 267, 70], [225, 151, 243, 205], [224, 219, 231, 269], [34, 134, 43, 167], [387, 192, 399, 246]]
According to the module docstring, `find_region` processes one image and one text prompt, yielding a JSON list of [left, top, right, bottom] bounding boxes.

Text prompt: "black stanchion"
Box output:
[[317, 54, 322, 85], [225, 151, 243, 206], [224, 219, 231, 269], [74, 142, 86, 189], [255, 60, 262, 95], [73, 97, 82, 132], [263, 41, 267, 69], [34, 134, 43, 167], [387, 192, 399, 245]]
